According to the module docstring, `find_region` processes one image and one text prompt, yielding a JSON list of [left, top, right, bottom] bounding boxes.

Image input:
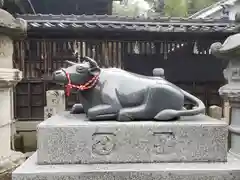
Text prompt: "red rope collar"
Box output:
[[64, 71, 99, 96]]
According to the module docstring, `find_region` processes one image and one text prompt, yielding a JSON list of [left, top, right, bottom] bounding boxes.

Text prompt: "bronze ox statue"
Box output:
[[52, 56, 205, 121]]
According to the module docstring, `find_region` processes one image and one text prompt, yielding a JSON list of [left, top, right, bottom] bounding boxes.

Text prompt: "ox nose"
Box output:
[[52, 70, 67, 84]]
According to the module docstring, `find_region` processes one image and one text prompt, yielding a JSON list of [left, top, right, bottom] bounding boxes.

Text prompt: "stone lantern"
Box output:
[[211, 32, 240, 157], [0, 7, 27, 179]]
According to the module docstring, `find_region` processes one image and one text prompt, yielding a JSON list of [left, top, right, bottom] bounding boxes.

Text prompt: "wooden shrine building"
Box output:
[[12, 13, 238, 121]]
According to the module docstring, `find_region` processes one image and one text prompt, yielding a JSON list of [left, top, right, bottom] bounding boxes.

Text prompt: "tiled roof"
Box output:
[[189, 0, 238, 19], [16, 14, 238, 33]]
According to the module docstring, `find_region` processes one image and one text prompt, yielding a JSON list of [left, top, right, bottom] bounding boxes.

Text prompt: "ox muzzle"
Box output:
[[52, 69, 67, 85]]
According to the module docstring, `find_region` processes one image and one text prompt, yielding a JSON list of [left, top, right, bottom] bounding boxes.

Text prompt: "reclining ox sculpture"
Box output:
[[52, 56, 205, 121]]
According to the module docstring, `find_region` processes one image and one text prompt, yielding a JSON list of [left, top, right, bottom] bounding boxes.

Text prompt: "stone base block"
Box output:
[[13, 152, 240, 180], [37, 112, 228, 164]]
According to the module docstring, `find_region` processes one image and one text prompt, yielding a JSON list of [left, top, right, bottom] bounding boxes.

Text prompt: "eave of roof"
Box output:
[[189, 0, 239, 19], [16, 14, 238, 33]]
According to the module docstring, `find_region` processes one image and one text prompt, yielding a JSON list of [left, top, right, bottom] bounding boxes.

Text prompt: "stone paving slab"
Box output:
[[13, 152, 240, 180]]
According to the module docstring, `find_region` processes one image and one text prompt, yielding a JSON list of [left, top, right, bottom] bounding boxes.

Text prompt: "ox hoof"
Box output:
[[70, 104, 84, 114], [154, 109, 179, 121], [117, 112, 133, 121]]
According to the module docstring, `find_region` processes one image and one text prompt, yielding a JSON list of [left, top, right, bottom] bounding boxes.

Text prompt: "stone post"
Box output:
[[0, 8, 27, 179], [211, 33, 240, 157], [44, 90, 66, 119], [153, 68, 165, 78], [208, 105, 222, 120], [223, 101, 230, 124]]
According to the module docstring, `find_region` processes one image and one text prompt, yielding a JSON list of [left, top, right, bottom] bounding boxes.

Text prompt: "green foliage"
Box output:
[[112, 0, 151, 17], [164, 0, 188, 17], [112, 0, 221, 17], [112, 1, 139, 16]]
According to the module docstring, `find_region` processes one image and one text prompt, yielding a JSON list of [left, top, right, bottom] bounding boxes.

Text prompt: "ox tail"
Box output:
[[154, 89, 205, 120]]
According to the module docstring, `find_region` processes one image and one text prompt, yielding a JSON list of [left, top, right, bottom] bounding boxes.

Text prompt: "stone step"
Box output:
[[37, 112, 228, 164], [13, 152, 240, 180]]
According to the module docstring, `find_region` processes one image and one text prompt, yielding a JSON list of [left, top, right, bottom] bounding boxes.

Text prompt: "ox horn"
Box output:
[[65, 60, 77, 66], [83, 56, 98, 67]]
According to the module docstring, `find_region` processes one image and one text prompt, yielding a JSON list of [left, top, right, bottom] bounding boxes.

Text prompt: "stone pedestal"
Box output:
[[12, 112, 240, 180], [0, 68, 22, 156], [0, 7, 26, 180], [37, 113, 228, 164], [12, 152, 240, 180]]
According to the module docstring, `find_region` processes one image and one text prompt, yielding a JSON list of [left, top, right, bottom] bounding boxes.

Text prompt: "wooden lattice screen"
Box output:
[[13, 38, 226, 121]]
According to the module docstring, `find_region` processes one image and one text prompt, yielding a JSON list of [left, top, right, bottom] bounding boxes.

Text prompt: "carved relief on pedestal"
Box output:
[[152, 132, 176, 155], [92, 133, 116, 155]]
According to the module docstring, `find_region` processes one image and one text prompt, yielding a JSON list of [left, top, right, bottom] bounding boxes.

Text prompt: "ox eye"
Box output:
[[76, 66, 84, 72]]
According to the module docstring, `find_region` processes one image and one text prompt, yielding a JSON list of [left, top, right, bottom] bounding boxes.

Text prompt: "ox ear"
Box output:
[[83, 56, 98, 68], [65, 60, 77, 66], [89, 67, 100, 76]]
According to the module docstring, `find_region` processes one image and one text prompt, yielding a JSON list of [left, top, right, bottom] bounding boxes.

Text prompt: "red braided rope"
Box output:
[[65, 72, 99, 96]]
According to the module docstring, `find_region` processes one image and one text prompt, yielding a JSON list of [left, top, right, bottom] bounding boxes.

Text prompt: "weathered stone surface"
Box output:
[[13, 152, 240, 180], [44, 106, 57, 120], [0, 151, 25, 174], [210, 33, 240, 60], [0, 9, 26, 39], [0, 68, 22, 160], [46, 90, 65, 108], [44, 90, 66, 119], [0, 151, 25, 180], [37, 112, 228, 164], [223, 101, 230, 124], [208, 105, 222, 120]]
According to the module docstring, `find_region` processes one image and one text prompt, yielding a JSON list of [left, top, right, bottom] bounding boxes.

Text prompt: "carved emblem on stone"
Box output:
[[46, 90, 65, 107], [44, 107, 56, 120], [92, 133, 116, 155], [152, 132, 176, 154], [48, 91, 60, 105]]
